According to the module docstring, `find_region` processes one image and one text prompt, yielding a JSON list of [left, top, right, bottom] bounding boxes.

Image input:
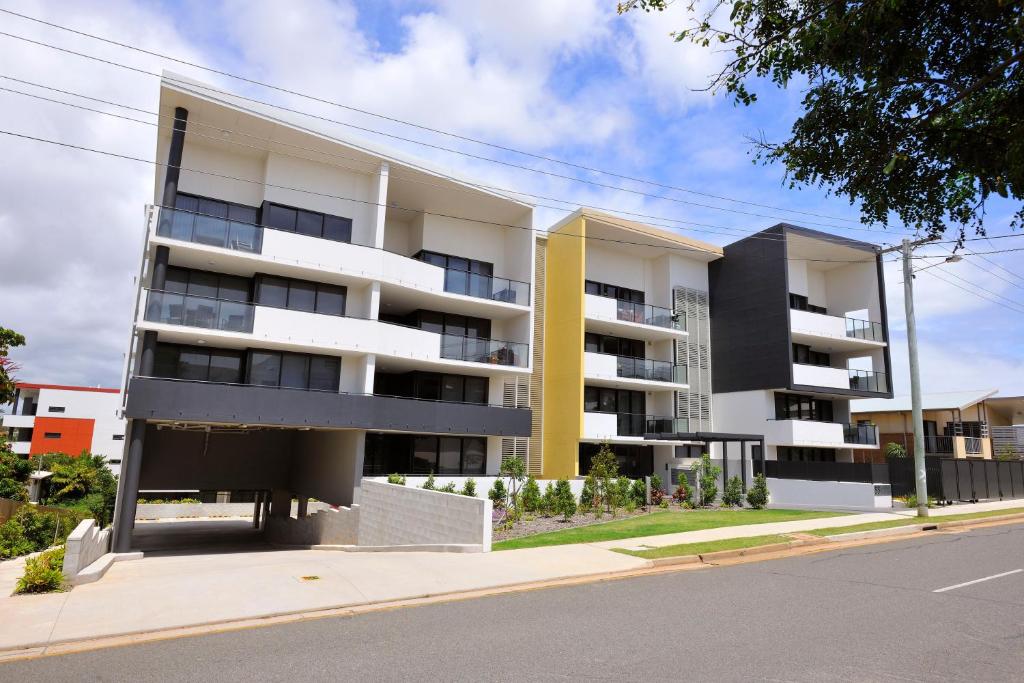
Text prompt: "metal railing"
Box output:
[[156, 206, 263, 253], [614, 356, 687, 383], [845, 317, 885, 342], [964, 436, 983, 455], [614, 300, 683, 330], [143, 289, 255, 333], [924, 435, 954, 454], [440, 334, 528, 368], [755, 460, 890, 484], [606, 413, 688, 437], [843, 423, 879, 445], [441, 268, 530, 306], [849, 368, 887, 393]]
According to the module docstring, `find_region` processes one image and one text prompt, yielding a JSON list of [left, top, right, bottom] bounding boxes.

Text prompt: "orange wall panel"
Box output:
[[29, 417, 95, 457]]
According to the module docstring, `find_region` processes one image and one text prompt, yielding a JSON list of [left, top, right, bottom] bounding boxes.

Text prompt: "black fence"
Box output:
[[888, 457, 1024, 502], [754, 460, 889, 484]]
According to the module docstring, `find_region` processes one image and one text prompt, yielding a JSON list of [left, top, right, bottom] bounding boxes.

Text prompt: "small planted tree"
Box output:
[[722, 476, 744, 507], [488, 479, 507, 508], [541, 482, 558, 516], [554, 479, 576, 521], [746, 474, 770, 510], [885, 442, 908, 459], [579, 475, 596, 512], [649, 474, 665, 506], [614, 477, 633, 512], [387, 473, 406, 485], [629, 478, 647, 509], [500, 457, 527, 509], [460, 478, 477, 497], [673, 476, 692, 508], [691, 453, 721, 507], [521, 476, 542, 512], [589, 442, 619, 514], [422, 472, 437, 490]]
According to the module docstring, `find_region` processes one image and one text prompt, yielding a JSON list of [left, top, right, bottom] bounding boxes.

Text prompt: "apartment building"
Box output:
[[2, 383, 126, 475], [710, 225, 893, 467], [113, 74, 534, 551]]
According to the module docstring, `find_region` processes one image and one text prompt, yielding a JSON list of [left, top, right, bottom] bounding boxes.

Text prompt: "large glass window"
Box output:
[[363, 434, 489, 476], [413, 437, 436, 474], [152, 344, 243, 384], [584, 332, 645, 358], [249, 352, 282, 387], [415, 250, 494, 297], [774, 393, 834, 422], [438, 437, 462, 474], [255, 275, 346, 317], [246, 350, 340, 391], [584, 386, 645, 415], [261, 201, 352, 243], [793, 343, 830, 367], [584, 279, 645, 304], [309, 357, 340, 391], [280, 354, 310, 389], [163, 267, 253, 302], [374, 371, 489, 404]]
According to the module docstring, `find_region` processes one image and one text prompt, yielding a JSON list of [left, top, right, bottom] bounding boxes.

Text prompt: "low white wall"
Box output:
[[136, 501, 329, 520], [362, 476, 588, 500], [767, 478, 892, 510], [266, 505, 360, 546], [358, 480, 492, 550], [63, 519, 111, 579]]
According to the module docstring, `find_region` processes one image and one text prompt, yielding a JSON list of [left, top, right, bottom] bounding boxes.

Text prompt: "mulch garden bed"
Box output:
[[491, 508, 653, 542]]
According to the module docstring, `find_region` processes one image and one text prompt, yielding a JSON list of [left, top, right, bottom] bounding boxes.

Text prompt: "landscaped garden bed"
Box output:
[[493, 507, 650, 543]]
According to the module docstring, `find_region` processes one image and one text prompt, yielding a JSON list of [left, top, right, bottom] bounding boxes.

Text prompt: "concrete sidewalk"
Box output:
[[2, 502, 1022, 655]]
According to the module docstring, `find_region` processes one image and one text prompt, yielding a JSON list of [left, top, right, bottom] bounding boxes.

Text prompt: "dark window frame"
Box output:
[[363, 433, 488, 476], [260, 200, 353, 244], [244, 349, 341, 392], [254, 274, 347, 317], [774, 393, 835, 422], [584, 279, 645, 304], [165, 266, 254, 303], [47, 406, 66, 413], [44, 432, 62, 439]]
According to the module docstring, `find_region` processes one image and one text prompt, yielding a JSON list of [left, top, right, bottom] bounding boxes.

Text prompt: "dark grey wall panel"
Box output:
[[126, 377, 532, 437], [709, 225, 792, 393]]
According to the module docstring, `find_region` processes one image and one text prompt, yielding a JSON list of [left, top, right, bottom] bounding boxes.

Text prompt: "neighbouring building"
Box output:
[[113, 73, 534, 551], [2, 383, 126, 475], [852, 390, 1024, 460]]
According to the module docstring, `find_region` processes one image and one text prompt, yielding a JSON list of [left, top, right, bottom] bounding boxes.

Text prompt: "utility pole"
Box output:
[[881, 236, 940, 517]]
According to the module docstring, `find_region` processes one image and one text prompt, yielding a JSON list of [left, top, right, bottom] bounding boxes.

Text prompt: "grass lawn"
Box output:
[[613, 534, 791, 560], [492, 508, 848, 551], [806, 507, 1024, 537]]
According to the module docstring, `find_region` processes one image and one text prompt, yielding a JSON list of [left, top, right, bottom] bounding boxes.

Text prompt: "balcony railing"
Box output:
[[755, 460, 890, 484], [849, 369, 887, 393], [143, 289, 255, 333], [606, 413, 688, 437], [964, 436, 983, 455], [440, 334, 528, 368], [845, 317, 885, 342], [441, 268, 530, 306], [924, 435, 954, 454], [614, 356, 687, 384], [843, 423, 879, 445], [615, 300, 682, 330], [156, 207, 263, 253]]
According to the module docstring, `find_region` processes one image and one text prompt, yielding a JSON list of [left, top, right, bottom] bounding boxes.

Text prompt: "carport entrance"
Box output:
[[132, 519, 270, 555]]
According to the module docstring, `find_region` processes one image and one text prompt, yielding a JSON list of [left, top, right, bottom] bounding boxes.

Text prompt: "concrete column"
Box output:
[[270, 489, 291, 518], [261, 491, 271, 528], [138, 330, 158, 377], [112, 419, 146, 553], [162, 107, 189, 207], [252, 492, 262, 529], [151, 245, 170, 291], [371, 162, 389, 249], [297, 497, 309, 518]]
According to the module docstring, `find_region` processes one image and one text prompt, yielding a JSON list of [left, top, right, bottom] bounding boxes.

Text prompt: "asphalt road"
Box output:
[[5, 523, 1024, 682]]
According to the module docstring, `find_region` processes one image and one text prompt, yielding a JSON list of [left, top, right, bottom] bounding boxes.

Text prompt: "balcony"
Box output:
[[584, 294, 684, 340], [583, 411, 688, 440], [766, 419, 878, 449], [791, 364, 888, 393], [583, 352, 686, 388], [843, 423, 879, 446], [125, 377, 531, 436], [848, 369, 887, 393], [152, 207, 529, 314], [139, 291, 529, 372], [789, 309, 886, 350]]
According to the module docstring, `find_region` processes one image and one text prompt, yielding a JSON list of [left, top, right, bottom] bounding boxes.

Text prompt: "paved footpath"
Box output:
[[0, 499, 1021, 655]]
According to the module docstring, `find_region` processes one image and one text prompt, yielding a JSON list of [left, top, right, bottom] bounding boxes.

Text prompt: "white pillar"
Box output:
[[372, 162, 389, 249]]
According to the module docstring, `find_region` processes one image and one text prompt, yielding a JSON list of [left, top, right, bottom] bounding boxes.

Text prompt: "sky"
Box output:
[[0, 0, 1022, 400]]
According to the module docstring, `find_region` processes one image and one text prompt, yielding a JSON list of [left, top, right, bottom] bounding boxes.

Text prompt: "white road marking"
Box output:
[[933, 569, 1023, 593]]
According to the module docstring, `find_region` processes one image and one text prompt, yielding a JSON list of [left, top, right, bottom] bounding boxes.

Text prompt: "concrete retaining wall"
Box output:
[[768, 477, 892, 510], [136, 501, 329, 520], [358, 480, 492, 550], [362, 476, 587, 500], [265, 505, 360, 546], [63, 519, 111, 579]]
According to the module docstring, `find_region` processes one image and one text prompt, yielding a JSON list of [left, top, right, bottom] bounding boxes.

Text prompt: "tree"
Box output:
[[885, 442, 908, 459], [722, 475, 744, 507], [0, 327, 26, 406], [691, 453, 722, 506], [521, 476, 542, 512], [0, 436, 32, 502], [589, 442, 619, 513], [618, 1, 1024, 239], [554, 479, 577, 521], [746, 473, 770, 509]]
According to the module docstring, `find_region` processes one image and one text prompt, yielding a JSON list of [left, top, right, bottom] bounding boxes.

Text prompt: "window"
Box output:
[[47, 406, 66, 413], [583, 386, 645, 415], [414, 250, 494, 297], [172, 194, 260, 248], [152, 343, 245, 384], [774, 393, 834, 422], [164, 266, 252, 302], [364, 434, 488, 475], [255, 275, 346, 317], [792, 343, 830, 367], [777, 447, 836, 462], [246, 350, 340, 391], [391, 310, 491, 339], [584, 332, 645, 358], [579, 443, 653, 478], [373, 371, 489, 404], [113, 434, 125, 441], [585, 279, 645, 304], [261, 201, 352, 243], [789, 293, 827, 315], [44, 432, 61, 439]]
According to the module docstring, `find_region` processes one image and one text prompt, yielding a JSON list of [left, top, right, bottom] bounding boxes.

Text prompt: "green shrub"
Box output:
[[460, 478, 477, 497], [541, 482, 557, 515], [439, 481, 457, 493], [0, 519, 33, 559], [692, 453, 721, 506], [722, 476, 744, 507], [624, 499, 637, 513], [589, 442, 619, 512], [672, 476, 692, 507], [885, 442, 907, 459], [387, 473, 407, 485], [521, 476, 542, 512], [15, 546, 65, 594], [579, 475, 596, 511], [488, 479, 507, 508], [554, 479, 576, 521], [629, 478, 647, 508], [746, 474, 769, 509], [0, 444, 32, 502], [659, 499, 669, 509], [650, 474, 665, 505], [902, 492, 938, 508], [614, 477, 632, 510], [422, 472, 436, 491]]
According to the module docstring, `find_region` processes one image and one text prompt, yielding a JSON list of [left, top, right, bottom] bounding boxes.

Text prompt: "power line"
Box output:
[[916, 268, 1024, 315], [1, 126, 915, 264], [0, 77, 890, 250], [0, 6, 899, 228], [0, 27, 916, 236]]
